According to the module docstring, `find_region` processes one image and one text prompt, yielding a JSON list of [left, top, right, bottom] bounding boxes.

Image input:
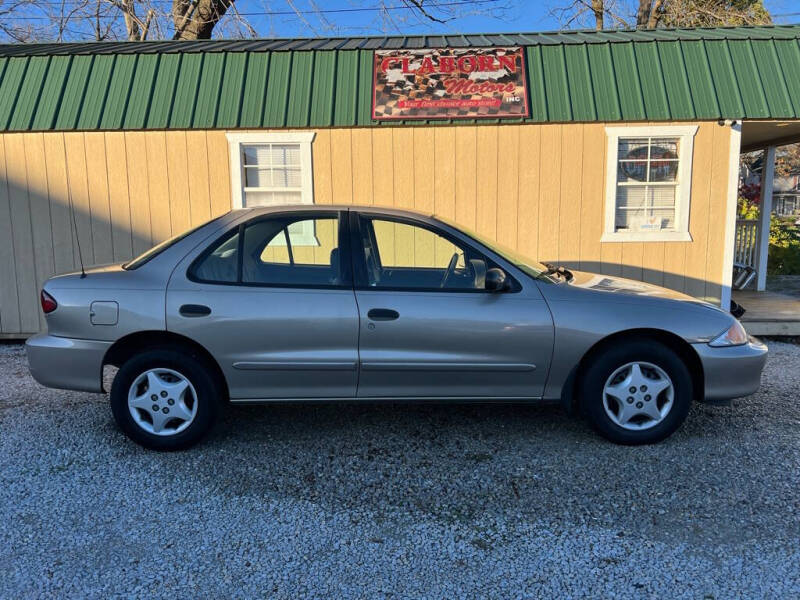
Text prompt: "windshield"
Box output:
[[123, 216, 225, 270], [435, 215, 556, 282]]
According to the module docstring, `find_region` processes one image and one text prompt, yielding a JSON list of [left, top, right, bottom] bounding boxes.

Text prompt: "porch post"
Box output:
[[756, 145, 776, 291], [721, 122, 742, 311]]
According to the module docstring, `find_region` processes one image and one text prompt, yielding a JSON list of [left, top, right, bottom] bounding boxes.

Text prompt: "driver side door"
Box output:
[[351, 212, 554, 399]]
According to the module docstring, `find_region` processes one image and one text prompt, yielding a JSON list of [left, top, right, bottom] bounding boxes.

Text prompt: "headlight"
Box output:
[[709, 320, 749, 347]]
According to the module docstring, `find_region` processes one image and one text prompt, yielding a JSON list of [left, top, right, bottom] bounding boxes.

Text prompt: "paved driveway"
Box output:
[[1, 341, 799, 598]]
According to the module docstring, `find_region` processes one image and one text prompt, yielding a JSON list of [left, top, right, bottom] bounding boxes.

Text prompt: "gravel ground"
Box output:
[[1, 341, 799, 599]]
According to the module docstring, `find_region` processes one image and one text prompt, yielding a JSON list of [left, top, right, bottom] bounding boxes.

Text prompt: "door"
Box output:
[[351, 213, 554, 399], [167, 210, 359, 400]]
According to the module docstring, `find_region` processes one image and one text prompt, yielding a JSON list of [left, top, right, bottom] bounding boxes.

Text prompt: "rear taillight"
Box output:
[[40, 290, 57, 314]]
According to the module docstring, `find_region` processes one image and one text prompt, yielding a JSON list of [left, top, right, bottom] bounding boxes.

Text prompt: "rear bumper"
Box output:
[[693, 336, 768, 402], [25, 333, 111, 393]]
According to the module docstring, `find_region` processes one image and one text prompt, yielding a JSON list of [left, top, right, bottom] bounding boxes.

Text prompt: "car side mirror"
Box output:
[[485, 268, 509, 292]]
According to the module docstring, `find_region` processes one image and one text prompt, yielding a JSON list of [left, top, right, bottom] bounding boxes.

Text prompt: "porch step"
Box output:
[[734, 289, 800, 336]]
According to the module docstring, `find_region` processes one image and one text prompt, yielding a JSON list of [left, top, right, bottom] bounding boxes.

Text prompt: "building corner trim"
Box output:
[[720, 121, 742, 311]]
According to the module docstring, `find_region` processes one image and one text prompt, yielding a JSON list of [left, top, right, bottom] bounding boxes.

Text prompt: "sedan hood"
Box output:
[[563, 270, 710, 305]]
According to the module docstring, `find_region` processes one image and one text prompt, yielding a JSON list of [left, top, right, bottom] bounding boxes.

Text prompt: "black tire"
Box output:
[[110, 346, 223, 451], [579, 339, 692, 445]]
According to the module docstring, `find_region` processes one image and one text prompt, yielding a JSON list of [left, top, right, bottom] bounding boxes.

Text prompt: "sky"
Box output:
[[233, 0, 800, 39]]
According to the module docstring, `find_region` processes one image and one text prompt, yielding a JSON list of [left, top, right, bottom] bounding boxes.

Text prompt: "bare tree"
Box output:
[[172, 0, 233, 40], [550, 0, 771, 30], [654, 0, 771, 28], [0, 0, 511, 42], [548, 0, 628, 30], [1, 0, 40, 41], [285, 0, 512, 36], [104, 0, 154, 40]]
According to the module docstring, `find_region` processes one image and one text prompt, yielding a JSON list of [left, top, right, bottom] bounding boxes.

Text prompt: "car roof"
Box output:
[[240, 204, 437, 221]]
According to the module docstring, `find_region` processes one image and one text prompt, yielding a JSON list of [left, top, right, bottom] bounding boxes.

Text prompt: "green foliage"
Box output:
[[767, 216, 800, 276], [738, 197, 758, 219], [738, 196, 800, 276]]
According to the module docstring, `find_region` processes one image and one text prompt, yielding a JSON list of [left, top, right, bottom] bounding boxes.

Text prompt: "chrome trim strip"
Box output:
[[359, 362, 536, 372], [230, 395, 544, 404], [232, 361, 358, 371]]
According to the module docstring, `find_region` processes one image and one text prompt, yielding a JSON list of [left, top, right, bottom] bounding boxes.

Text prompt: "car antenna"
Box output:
[[61, 144, 86, 279]]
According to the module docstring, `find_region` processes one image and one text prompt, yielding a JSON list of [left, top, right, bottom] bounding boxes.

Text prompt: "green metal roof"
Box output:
[[0, 25, 799, 131]]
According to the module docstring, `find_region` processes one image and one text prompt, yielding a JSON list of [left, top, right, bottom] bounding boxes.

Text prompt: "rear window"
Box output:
[[123, 216, 224, 270]]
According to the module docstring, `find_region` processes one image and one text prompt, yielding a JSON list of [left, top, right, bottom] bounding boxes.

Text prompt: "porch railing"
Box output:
[[735, 219, 758, 270]]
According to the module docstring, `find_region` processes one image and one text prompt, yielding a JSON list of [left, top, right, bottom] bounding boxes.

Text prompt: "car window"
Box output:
[[190, 228, 240, 283], [243, 216, 342, 286], [359, 216, 488, 290], [434, 214, 554, 282]]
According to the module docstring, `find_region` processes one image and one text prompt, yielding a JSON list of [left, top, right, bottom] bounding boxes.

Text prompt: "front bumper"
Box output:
[[26, 333, 111, 393], [693, 336, 768, 402]]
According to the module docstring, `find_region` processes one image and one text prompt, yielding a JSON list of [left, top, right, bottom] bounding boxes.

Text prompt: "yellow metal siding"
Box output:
[[0, 121, 732, 337]]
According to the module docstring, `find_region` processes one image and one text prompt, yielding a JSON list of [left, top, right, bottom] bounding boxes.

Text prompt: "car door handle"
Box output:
[[367, 308, 399, 321], [179, 304, 211, 317]]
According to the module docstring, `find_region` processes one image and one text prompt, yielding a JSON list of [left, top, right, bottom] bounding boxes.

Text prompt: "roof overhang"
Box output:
[[741, 120, 800, 153]]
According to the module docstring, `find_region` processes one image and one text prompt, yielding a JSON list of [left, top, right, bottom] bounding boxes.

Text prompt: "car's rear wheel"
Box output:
[[580, 340, 692, 445], [110, 347, 222, 450]]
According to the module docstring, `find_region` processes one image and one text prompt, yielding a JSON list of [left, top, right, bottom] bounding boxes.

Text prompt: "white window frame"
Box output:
[[226, 131, 316, 210], [227, 131, 317, 245], [602, 125, 697, 242]]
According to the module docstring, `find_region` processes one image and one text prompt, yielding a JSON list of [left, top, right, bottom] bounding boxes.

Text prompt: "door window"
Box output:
[[357, 216, 488, 290], [190, 215, 345, 287], [189, 228, 240, 283]]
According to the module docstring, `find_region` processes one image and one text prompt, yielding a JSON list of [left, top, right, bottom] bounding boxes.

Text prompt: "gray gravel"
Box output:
[[1, 340, 799, 599]]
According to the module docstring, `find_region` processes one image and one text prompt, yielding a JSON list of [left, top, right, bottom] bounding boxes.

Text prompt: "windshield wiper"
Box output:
[[542, 262, 574, 282]]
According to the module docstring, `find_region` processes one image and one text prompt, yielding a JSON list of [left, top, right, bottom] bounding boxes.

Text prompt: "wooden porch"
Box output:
[[733, 289, 800, 336]]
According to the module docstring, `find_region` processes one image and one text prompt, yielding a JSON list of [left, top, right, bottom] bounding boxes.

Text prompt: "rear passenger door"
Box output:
[[166, 210, 359, 400]]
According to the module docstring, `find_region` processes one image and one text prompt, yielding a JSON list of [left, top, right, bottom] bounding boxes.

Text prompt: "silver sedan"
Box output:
[[26, 206, 767, 450]]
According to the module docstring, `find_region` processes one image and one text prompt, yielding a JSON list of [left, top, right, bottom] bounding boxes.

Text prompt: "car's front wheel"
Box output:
[[580, 340, 692, 445], [110, 347, 222, 451]]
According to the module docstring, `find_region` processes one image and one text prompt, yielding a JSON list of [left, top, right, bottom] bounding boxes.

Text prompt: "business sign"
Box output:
[[372, 47, 529, 121]]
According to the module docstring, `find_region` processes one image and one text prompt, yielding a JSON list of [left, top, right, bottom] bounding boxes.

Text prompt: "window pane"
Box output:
[[618, 139, 649, 158], [243, 217, 340, 286], [615, 185, 676, 232], [270, 144, 301, 166], [649, 159, 679, 182], [649, 138, 678, 159], [618, 161, 648, 182], [243, 190, 302, 207], [240, 142, 305, 207], [615, 136, 682, 234], [242, 144, 301, 167], [618, 137, 680, 183], [190, 229, 240, 283], [243, 167, 302, 189], [362, 217, 486, 290], [650, 186, 676, 229], [244, 167, 272, 188], [242, 145, 271, 166], [615, 207, 644, 231], [651, 207, 676, 229], [271, 167, 302, 188], [616, 185, 647, 209]]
